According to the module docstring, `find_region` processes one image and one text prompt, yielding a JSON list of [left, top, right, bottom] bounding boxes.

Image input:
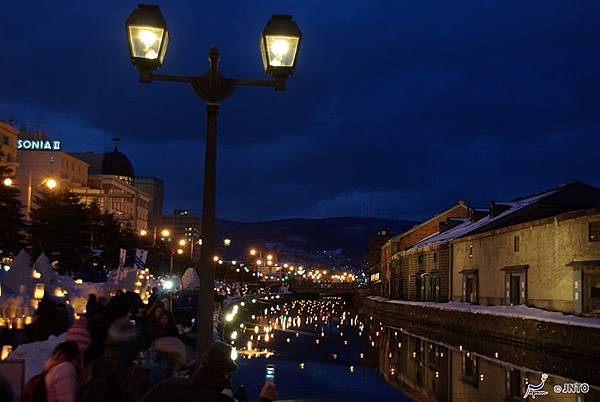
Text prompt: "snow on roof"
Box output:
[[408, 186, 562, 250], [494, 201, 517, 206], [448, 217, 469, 222], [383, 202, 468, 247]]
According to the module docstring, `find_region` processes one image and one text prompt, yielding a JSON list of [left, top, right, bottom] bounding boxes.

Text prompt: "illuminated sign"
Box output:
[[370, 273, 380, 282], [17, 139, 61, 151]]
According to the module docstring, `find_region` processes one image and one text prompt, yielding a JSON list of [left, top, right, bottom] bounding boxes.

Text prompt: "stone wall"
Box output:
[[363, 297, 600, 358]]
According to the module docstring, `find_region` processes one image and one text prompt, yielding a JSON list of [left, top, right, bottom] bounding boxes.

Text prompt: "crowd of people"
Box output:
[[3, 289, 278, 402]]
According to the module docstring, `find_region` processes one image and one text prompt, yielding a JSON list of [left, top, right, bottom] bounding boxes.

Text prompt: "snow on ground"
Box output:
[[368, 296, 600, 329], [6, 334, 66, 381]]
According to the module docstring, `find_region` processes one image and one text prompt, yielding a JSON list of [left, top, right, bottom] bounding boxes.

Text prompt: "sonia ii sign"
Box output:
[[17, 139, 61, 151]]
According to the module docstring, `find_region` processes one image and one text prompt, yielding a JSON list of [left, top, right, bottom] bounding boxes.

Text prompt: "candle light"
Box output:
[[34, 284, 45, 300], [1, 345, 12, 360]]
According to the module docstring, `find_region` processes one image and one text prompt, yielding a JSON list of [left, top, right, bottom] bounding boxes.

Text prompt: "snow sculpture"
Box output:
[[2, 249, 33, 295]]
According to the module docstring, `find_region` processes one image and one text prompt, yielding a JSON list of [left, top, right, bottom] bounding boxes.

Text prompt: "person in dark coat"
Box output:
[[147, 287, 159, 308], [148, 311, 179, 340], [82, 317, 148, 402], [84, 294, 102, 319], [34, 296, 64, 341], [138, 341, 278, 402], [85, 295, 132, 364]]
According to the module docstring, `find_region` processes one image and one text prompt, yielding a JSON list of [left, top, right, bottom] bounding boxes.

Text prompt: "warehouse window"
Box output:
[[590, 222, 600, 242], [514, 236, 520, 252]]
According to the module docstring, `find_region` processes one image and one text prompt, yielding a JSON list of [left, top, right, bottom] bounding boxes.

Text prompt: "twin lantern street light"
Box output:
[[125, 4, 302, 357], [126, 5, 302, 87]]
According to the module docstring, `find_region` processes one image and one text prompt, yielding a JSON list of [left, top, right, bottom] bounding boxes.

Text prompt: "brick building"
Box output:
[[380, 202, 470, 297], [367, 230, 391, 293]]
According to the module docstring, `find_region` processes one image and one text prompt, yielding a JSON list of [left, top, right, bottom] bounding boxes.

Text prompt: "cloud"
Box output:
[[1, 1, 600, 221]]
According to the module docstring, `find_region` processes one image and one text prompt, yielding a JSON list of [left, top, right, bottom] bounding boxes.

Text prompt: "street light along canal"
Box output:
[[219, 295, 600, 401], [125, 4, 302, 357]]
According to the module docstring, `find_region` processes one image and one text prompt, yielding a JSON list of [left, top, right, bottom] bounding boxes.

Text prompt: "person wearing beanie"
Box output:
[[66, 318, 92, 356], [139, 341, 278, 402], [153, 336, 187, 369], [81, 318, 148, 402], [144, 336, 188, 386]]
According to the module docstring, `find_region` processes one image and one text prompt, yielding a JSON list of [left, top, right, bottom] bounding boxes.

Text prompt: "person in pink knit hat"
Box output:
[[65, 318, 92, 357]]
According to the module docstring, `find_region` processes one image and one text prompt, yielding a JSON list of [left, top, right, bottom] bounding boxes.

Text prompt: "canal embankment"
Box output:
[[362, 296, 600, 358]]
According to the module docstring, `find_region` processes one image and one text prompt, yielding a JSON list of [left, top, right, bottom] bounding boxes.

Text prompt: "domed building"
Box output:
[[70, 140, 150, 232], [101, 147, 135, 183], [72, 140, 134, 183]]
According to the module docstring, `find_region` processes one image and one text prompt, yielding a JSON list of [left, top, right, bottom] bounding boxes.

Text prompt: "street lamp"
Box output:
[[160, 229, 170, 237], [45, 178, 57, 190], [126, 5, 302, 356], [260, 15, 302, 80], [179, 239, 187, 246], [125, 4, 168, 71], [140, 229, 148, 236], [249, 249, 257, 256], [3, 178, 13, 187], [224, 238, 231, 247]]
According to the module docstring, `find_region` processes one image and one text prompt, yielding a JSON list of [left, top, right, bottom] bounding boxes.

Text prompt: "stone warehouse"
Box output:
[[452, 207, 600, 315]]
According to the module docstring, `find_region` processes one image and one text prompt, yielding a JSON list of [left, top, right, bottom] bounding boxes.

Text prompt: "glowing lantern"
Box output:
[[34, 284, 45, 300], [125, 4, 169, 71], [1, 345, 12, 360]]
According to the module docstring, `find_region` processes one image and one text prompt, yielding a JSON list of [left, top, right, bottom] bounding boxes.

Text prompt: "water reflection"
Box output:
[[376, 325, 600, 401], [220, 296, 599, 401]]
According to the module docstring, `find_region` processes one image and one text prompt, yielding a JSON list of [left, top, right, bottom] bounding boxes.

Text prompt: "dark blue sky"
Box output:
[[2, 1, 599, 221]]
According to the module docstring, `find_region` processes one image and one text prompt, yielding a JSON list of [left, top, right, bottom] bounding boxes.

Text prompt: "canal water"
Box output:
[[222, 295, 600, 401]]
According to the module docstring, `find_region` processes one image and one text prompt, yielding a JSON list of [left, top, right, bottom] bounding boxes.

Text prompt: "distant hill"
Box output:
[[215, 217, 418, 269]]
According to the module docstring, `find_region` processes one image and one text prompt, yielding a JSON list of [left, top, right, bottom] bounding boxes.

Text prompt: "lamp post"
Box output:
[[170, 239, 186, 276], [125, 5, 301, 356], [25, 174, 58, 220]]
